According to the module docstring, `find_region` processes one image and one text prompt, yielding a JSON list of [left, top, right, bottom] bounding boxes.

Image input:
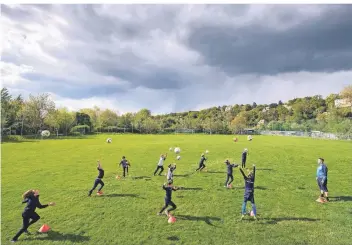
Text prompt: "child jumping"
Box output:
[[88, 161, 105, 196], [239, 165, 257, 220], [154, 153, 167, 176], [157, 180, 178, 217], [224, 159, 239, 188]]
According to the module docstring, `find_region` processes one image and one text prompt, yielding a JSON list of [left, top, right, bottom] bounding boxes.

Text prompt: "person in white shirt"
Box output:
[[153, 153, 167, 176], [167, 164, 176, 183]]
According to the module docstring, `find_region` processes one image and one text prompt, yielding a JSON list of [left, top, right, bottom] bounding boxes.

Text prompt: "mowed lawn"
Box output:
[[1, 134, 352, 245]]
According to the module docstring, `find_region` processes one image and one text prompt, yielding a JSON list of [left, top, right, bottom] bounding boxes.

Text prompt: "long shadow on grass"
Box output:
[[256, 168, 275, 172], [167, 236, 180, 241], [174, 174, 192, 177], [178, 187, 203, 191], [177, 215, 222, 227], [330, 196, 352, 202], [103, 193, 143, 198], [29, 231, 90, 242], [132, 176, 152, 180], [231, 186, 268, 190], [206, 171, 225, 174], [260, 217, 320, 225]]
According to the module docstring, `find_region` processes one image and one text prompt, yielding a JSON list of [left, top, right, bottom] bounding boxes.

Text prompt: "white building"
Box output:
[[335, 99, 351, 108]]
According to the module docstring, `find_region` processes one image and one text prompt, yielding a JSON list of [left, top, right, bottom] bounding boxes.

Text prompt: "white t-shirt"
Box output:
[[167, 169, 173, 180], [157, 157, 165, 166]]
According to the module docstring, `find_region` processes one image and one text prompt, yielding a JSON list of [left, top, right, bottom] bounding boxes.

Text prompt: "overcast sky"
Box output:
[[2, 4, 352, 114]]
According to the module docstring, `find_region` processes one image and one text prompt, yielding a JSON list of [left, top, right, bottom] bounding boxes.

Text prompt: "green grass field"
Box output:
[[1, 134, 352, 245]]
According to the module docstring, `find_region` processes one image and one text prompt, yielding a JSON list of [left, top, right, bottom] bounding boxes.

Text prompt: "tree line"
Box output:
[[1, 85, 352, 137]]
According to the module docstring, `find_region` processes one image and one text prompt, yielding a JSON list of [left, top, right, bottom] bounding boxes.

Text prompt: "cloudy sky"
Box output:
[[1, 4, 352, 114]]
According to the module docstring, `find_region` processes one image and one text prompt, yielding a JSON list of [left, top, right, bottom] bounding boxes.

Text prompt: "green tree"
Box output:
[[22, 93, 55, 135], [230, 112, 247, 133]]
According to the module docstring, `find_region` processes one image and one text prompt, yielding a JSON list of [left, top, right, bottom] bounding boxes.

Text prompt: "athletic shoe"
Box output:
[[157, 212, 162, 216], [10, 240, 17, 243], [165, 210, 169, 216]]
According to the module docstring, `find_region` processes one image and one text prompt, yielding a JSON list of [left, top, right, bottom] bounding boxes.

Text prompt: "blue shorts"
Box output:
[[317, 178, 328, 192], [244, 189, 255, 203]]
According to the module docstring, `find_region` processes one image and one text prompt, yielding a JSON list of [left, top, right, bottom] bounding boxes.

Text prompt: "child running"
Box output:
[[119, 156, 131, 178], [316, 158, 329, 202], [167, 164, 177, 183], [154, 153, 167, 176], [195, 153, 207, 172], [224, 159, 239, 188], [11, 190, 55, 243], [157, 180, 178, 216], [239, 165, 257, 220], [241, 148, 249, 168], [88, 161, 105, 196]]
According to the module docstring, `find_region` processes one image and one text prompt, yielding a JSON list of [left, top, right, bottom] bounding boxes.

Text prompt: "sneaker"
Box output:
[[11, 240, 17, 243], [165, 210, 169, 216], [157, 212, 162, 216]]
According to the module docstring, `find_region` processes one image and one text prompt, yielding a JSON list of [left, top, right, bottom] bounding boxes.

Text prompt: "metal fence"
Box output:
[[259, 130, 352, 140]]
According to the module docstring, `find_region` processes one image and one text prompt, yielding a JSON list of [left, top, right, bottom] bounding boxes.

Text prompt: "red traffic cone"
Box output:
[[38, 224, 50, 233], [168, 216, 176, 224]]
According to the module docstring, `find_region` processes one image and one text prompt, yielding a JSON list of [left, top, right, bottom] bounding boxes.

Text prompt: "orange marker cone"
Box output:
[[38, 224, 50, 233], [168, 216, 176, 224], [316, 197, 326, 203]]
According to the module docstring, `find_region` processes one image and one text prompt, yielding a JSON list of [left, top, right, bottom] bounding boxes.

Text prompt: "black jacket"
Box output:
[[22, 195, 48, 215]]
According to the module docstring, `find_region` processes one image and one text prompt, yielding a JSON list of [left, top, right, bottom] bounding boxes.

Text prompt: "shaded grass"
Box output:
[[1, 134, 352, 245]]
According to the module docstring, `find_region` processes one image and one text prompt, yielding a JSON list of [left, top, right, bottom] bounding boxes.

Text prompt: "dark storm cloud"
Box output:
[[22, 73, 128, 99], [187, 5, 352, 76], [2, 4, 352, 113]]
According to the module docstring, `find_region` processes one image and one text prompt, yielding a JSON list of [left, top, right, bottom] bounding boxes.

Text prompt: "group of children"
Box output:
[[11, 146, 329, 242], [155, 148, 257, 220]]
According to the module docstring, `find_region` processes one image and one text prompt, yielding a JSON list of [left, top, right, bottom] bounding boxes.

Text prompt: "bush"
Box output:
[[2, 135, 25, 142], [70, 132, 81, 136], [70, 125, 90, 134]]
